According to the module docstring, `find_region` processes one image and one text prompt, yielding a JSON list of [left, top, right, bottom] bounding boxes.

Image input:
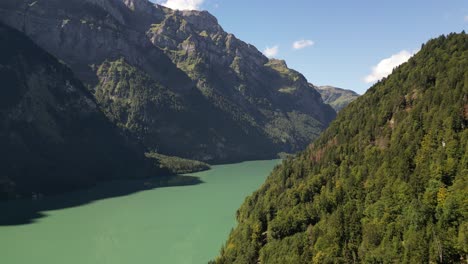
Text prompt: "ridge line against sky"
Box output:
[[154, 0, 467, 94]]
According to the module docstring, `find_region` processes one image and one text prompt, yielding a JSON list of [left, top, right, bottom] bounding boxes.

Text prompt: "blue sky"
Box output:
[[154, 0, 467, 94]]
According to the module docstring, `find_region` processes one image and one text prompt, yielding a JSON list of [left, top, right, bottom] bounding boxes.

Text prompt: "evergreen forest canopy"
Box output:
[[215, 32, 468, 263]]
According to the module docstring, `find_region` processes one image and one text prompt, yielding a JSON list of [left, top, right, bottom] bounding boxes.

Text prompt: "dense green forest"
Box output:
[[215, 33, 468, 263], [145, 152, 210, 174]]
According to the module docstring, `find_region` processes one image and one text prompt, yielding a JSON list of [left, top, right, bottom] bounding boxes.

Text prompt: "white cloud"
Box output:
[[160, 0, 204, 10], [464, 15, 468, 22], [292, 39, 315, 50], [263, 45, 279, 58], [364, 50, 415, 83]]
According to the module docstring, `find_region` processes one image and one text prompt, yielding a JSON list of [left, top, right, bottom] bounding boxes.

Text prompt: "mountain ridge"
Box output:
[[0, 0, 336, 163], [0, 22, 161, 200], [313, 85, 360, 112]]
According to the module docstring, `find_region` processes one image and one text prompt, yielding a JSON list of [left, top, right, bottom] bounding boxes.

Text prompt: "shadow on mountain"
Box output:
[[0, 174, 203, 226]]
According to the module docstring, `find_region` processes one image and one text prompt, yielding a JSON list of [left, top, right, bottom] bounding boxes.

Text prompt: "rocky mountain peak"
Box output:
[[179, 10, 222, 33], [267, 59, 289, 68], [121, 0, 156, 13]]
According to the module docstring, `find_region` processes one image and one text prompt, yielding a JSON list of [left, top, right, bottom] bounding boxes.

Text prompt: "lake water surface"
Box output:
[[0, 159, 280, 264]]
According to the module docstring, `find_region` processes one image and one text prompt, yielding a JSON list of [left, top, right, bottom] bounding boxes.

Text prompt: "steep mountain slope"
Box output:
[[0, 23, 158, 200], [314, 85, 360, 112], [0, 0, 336, 163], [215, 33, 467, 263]]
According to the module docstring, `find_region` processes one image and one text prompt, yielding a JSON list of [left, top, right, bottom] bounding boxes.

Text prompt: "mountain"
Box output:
[[314, 85, 360, 112], [215, 33, 467, 263], [0, 23, 161, 200], [0, 0, 336, 163]]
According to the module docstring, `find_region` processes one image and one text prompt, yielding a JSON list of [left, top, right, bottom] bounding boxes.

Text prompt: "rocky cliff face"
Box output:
[[0, 0, 336, 162], [313, 85, 359, 112], [0, 23, 159, 199]]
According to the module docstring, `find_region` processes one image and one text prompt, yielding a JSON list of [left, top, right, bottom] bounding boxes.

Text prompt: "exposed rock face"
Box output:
[[0, 23, 157, 199], [314, 85, 360, 112], [0, 0, 336, 163]]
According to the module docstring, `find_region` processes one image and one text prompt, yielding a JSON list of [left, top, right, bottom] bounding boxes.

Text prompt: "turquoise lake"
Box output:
[[0, 159, 280, 264]]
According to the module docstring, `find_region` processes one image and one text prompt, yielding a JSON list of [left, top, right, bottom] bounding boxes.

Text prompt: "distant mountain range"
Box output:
[[314, 85, 360, 112], [0, 0, 336, 164]]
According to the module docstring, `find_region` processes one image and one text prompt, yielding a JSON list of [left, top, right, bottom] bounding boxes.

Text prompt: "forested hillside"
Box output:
[[216, 32, 468, 263]]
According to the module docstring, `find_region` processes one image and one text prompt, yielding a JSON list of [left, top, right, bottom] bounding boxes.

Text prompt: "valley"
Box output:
[[0, 0, 466, 263]]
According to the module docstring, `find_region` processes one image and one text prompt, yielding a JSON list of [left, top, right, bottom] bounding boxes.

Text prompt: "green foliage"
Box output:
[[265, 59, 302, 82], [215, 33, 468, 263], [199, 30, 209, 37], [150, 23, 163, 33], [95, 58, 184, 135], [145, 152, 210, 174], [265, 111, 324, 151], [92, 51, 335, 164], [93, 58, 280, 163]]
